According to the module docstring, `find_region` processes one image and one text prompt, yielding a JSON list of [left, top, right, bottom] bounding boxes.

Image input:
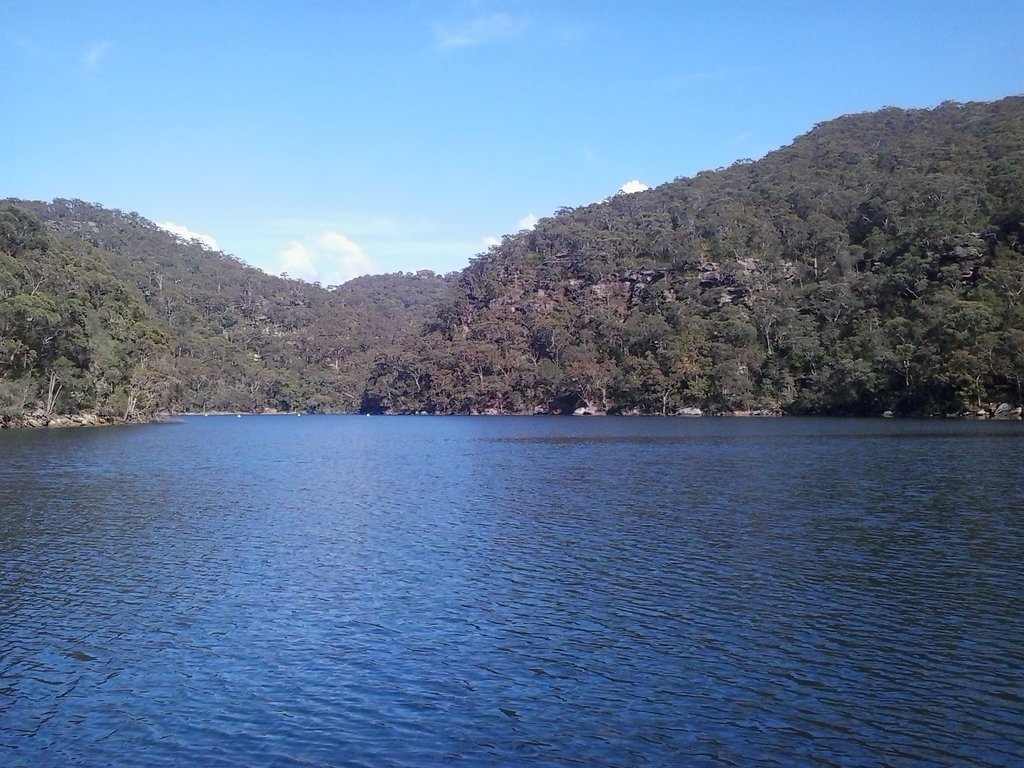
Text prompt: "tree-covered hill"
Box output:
[[365, 96, 1024, 416], [3, 96, 1022, 423], [1, 199, 451, 422], [0, 205, 170, 424]]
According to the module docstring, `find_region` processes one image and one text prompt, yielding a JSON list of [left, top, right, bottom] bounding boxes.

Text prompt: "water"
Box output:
[[1, 416, 1022, 767]]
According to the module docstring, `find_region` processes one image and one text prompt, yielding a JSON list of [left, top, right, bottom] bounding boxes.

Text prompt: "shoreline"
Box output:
[[0, 412, 176, 430], [4, 404, 1021, 430]]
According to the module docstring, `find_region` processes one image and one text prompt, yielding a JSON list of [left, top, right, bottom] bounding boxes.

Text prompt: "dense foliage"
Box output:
[[365, 97, 1024, 416], [0, 205, 170, 422], [1, 200, 449, 421], [2, 96, 1022, 423]]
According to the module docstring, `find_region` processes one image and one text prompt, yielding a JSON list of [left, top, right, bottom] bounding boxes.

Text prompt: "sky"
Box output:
[[3, 1, 1022, 285]]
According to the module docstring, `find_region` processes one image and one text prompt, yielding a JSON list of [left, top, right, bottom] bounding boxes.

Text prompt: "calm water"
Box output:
[[1, 416, 1022, 767]]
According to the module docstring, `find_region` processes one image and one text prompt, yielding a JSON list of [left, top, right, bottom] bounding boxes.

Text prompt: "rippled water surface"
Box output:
[[2, 416, 1023, 766]]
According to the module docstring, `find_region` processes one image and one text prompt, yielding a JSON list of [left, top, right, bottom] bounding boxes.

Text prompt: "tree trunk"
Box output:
[[124, 386, 139, 422], [44, 370, 62, 418]]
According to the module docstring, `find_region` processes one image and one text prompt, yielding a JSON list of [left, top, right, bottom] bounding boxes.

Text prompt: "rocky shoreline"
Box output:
[[0, 413, 111, 429], [969, 402, 1024, 419], [0, 412, 175, 429], [3, 404, 1021, 428]]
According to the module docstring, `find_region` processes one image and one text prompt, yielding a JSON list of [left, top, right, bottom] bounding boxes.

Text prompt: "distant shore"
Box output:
[[4, 404, 1021, 430]]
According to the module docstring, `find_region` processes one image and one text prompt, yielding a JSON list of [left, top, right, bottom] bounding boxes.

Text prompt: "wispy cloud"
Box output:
[[433, 11, 525, 49], [81, 41, 111, 71]]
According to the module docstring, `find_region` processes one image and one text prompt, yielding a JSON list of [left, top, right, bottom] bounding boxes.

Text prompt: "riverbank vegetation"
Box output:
[[3, 96, 1022, 424]]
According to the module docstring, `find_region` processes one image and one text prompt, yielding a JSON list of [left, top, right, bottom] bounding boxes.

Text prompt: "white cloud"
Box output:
[[157, 221, 220, 251], [274, 231, 377, 285], [238, 213, 477, 276], [481, 212, 538, 251], [618, 179, 650, 194], [517, 213, 538, 231], [434, 12, 524, 48]]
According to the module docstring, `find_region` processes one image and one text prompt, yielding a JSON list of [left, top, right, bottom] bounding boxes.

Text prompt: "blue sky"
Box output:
[[4, 1, 1022, 284]]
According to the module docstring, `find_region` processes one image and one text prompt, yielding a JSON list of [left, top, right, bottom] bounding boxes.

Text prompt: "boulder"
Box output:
[[994, 403, 1022, 420]]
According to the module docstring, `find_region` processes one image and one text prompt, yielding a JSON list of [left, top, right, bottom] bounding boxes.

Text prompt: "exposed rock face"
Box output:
[[677, 407, 703, 417]]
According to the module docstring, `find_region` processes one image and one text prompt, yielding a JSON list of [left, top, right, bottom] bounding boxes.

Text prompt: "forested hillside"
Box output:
[[0, 205, 170, 424], [1, 200, 450, 423], [365, 97, 1024, 416], [2, 96, 1022, 424]]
